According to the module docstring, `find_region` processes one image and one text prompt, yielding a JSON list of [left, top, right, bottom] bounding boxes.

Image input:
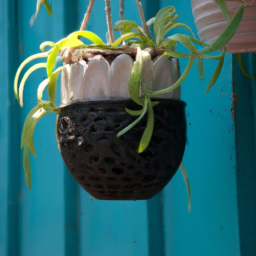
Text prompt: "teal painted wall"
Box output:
[[0, 0, 254, 255]]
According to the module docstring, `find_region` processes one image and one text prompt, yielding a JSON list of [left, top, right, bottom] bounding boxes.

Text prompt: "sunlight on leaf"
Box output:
[[14, 52, 49, 99], [21, 101, 59, 189], [67, 31, 105, 45], [47, 45, 60, 77], [48, 67, 64, 107], [40, 41, 56, 52], [37, 78, 49, 100], [19, 63, 47, 107]]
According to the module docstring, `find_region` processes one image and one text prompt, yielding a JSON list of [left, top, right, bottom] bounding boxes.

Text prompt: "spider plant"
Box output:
[[14, 1, 243, 211]]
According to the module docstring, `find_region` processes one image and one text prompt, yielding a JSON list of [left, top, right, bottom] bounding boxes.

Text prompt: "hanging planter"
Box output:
[[57, 99, 186, 200], [14, 0, 243, 206], [191, 0, 256, 53], [57, 53, 185, 200]]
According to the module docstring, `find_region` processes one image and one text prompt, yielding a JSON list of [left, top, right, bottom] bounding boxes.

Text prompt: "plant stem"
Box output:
[[104, 0, 115, 44], [151, 57, 196, 97], [80, 0, 95, 31], [119, 0, 125, 20], [136, 0, 151, 38]]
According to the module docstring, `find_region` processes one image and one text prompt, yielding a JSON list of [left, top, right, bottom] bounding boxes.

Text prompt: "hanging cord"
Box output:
[[104, 0, 115, 44], [80, 0, 95, 31], [119, 0, 125, 20], [135, 0, 151, 38]]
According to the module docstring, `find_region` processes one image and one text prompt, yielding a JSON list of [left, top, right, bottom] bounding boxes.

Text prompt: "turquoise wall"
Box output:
[[0, 0, 254, 255]]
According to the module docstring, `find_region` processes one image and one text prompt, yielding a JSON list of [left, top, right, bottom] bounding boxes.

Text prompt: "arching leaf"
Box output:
[[180, 162, 191, 213], [117, 98, 148, 138], [48, 67, 64, 107], [47, 45, 60, 78], [199, 5, 244, 54], [205, 52, 225, 93], [14, 52, 49, 99], [138, 99, 154, 153], [113, 32, 154, 47], [67, 31, 105, 45], [19, 63, 47, 107]]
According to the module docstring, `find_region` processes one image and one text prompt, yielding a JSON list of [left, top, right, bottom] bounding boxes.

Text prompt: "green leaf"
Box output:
[[117, 98, 148, 138], [21, 101, 58, 151], [199, 5, 244, 54], [43, 0, 52, 16], [31, 0, 52, 26], [14, 52, 49, 99], [138, 100, 154, 153], [167, 34, 197, 54], [114, 20, 140, 32], [55, 116, 60, 151], [38, 100, 60, 114], [214, 0, 230, 23], [180, 162, 191, 213], [157, 23, 195, 46], [48, 67, 63, 107], [154, 6, 176, 36], [23, 146, 32, 189], [205, 52, 225, 93], [37, 78, 49, 101], [125, 108, 143, 116], [163, 51, 192, 58], [126, 41, 148, 49], [21, 106, 47, 156], [40, 41, 55, 52], [19, 63, 47, 107], [125, 102, 159, 116], [160, 38, 177, 48], [113, 32, 154, 47], [47, 45, 60, 77], [197, 58, 205, 82], [128, 47, 143, 105], [151, 57, 196, 97], [57, 37, 84, 50], [236, 54, 255, 80], [21, 101, 58, 190], [147, 17, 155, 27], [189, 37, 210, 47], [67, 31, 105, 45]]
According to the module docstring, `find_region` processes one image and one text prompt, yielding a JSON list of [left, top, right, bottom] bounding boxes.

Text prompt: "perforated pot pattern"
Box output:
[[57, 99, 186, 200]]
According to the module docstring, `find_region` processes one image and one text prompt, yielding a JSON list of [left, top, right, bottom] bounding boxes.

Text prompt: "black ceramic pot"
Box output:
[[57, 99, 186, 200]]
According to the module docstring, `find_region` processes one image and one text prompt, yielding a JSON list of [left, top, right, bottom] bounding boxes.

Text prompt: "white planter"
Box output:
[[60, 54, 181, 105], [191, 0, 256, 53]]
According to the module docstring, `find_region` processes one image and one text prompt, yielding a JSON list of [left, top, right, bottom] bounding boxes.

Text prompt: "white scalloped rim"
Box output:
[[60, 54, 181, 105]]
